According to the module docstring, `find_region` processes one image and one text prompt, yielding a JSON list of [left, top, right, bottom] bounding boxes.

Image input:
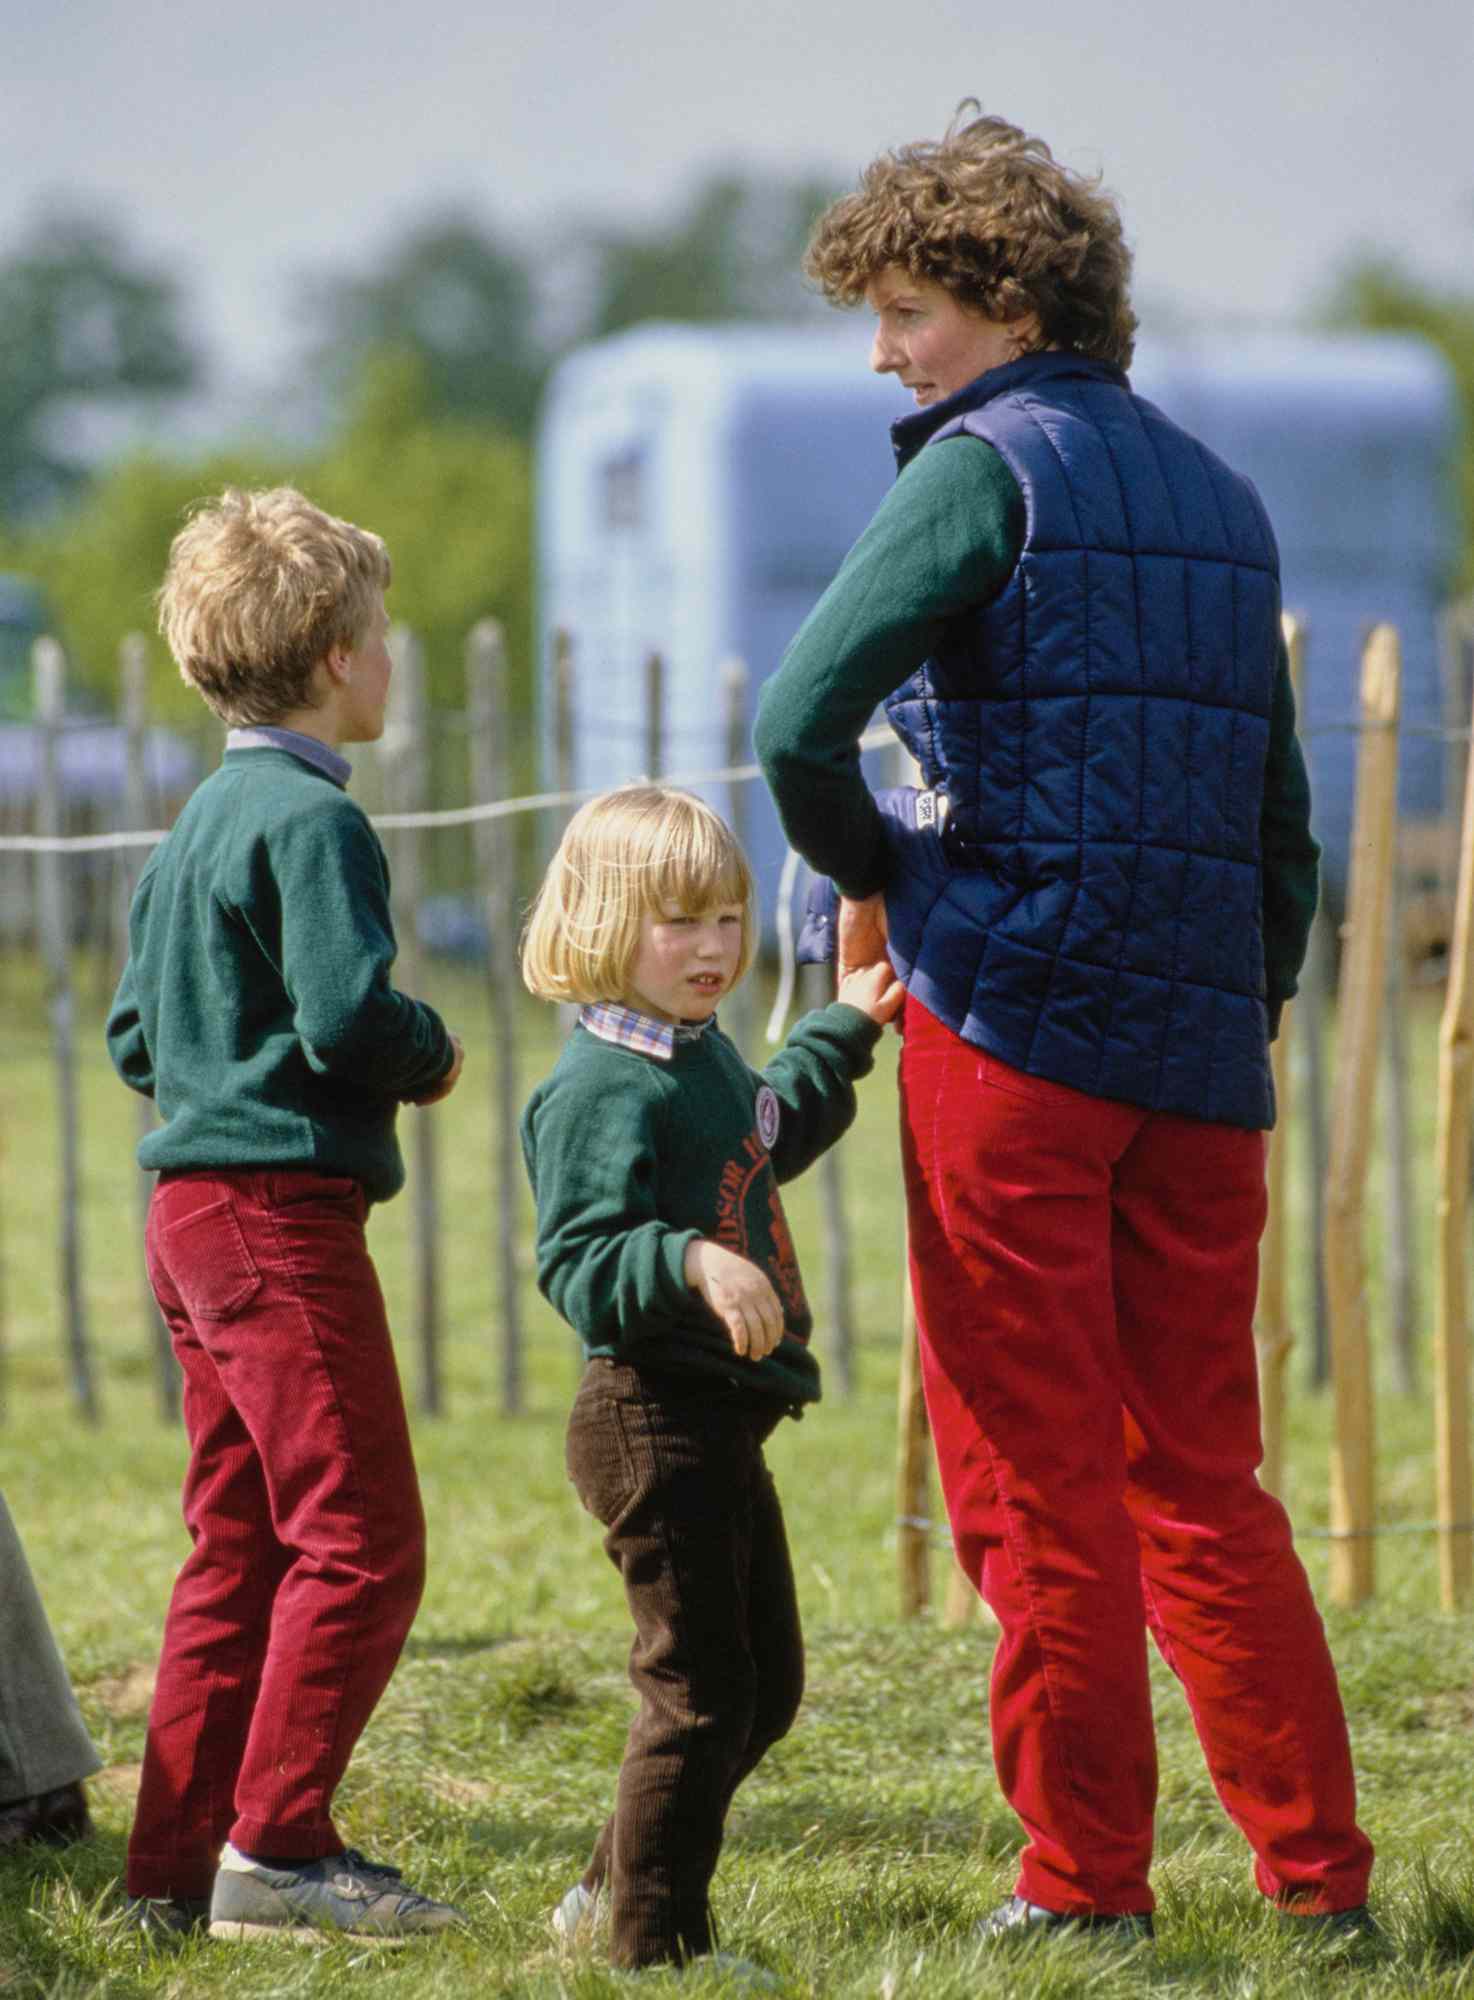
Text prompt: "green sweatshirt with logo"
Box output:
[[520, 1003, 883, 1408]]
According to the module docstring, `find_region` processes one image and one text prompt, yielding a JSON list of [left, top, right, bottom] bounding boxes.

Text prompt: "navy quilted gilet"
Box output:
[[883, 351, 1281, 1129]]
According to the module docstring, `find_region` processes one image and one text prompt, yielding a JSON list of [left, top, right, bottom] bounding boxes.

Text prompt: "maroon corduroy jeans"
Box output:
[[125, 1169, 425, 1901]]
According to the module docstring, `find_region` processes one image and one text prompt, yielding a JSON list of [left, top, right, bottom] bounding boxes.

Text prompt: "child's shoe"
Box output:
[[550, 1879, 604, 1945], [208, 1842, 465, 1944], [120, 1895, 212, 1943]]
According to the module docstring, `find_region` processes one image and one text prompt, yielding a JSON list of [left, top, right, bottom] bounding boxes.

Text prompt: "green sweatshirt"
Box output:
[[105, 746, 453, 1203], [520, 1003, 883, 1407], [754, 434, 1320, 1018]]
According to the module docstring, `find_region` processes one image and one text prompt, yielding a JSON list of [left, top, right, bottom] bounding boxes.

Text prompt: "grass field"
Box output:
[[3, 954, 1474, 1996]]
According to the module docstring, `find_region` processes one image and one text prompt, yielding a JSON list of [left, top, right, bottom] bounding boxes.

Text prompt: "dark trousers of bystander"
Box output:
[[565, 1360, 804, 1969], [125, 1170, 426, 1902]]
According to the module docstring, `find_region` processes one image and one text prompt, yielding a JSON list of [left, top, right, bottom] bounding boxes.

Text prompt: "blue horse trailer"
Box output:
[[537, 324, 1458, 920]]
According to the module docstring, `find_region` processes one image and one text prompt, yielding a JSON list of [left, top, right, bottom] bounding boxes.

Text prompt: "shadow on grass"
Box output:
[[403, 1629, 518, 1660], [0, 1831, 157, 2000]]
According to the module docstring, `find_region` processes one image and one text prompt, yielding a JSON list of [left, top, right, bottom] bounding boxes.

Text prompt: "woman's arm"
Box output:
[[754, 435, 1023, 897]]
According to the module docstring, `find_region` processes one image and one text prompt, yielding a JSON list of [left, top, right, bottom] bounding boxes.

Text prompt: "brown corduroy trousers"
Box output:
[[565, 1359, 804, 1969]]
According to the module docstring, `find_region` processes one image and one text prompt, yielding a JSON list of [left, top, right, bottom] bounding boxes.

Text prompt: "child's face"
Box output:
[[626, 900, 745, 1024], [338, 596, 393, 744]]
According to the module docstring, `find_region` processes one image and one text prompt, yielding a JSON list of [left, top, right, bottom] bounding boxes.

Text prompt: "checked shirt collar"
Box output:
[[579, 1001, 715, 1062]]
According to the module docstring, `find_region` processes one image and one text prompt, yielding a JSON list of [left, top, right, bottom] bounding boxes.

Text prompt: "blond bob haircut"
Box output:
[[805, 106, 1138, 370], [522, 785, 757, 1008], [157, 486, 391, 725]]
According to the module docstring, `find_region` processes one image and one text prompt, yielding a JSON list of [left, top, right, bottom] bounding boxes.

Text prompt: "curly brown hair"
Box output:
[[805, 108, 1137, 369]]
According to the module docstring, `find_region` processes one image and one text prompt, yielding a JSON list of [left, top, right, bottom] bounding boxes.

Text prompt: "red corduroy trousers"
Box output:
[[126, 1170, 425, 1901], [898, 994, 1373, 1917]]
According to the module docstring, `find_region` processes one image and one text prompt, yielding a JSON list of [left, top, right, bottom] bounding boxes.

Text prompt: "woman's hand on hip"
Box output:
[[837, 893, 888, 980]]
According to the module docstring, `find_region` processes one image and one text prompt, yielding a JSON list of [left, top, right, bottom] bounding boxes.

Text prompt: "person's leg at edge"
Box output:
[[566, 1367, 771, 1968], [127, 1171, 425, 1897], [1112, 1111, 1374, 1913], [898, 994, 1159, 1916]]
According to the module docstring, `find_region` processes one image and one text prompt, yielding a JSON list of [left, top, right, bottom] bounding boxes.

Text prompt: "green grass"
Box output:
[[3, 953, 1474, 1996]]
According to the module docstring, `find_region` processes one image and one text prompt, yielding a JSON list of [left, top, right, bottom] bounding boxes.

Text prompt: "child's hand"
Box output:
[[410, 1034, 464, 1107], [684, 1239, 785, 1361], [837, 959, 904, 1028]]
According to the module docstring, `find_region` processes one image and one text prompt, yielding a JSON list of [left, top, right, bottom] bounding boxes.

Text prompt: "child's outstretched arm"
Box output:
[[756, 977, 897, 1186]]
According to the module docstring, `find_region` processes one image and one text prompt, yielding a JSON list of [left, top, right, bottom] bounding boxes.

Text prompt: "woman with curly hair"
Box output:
[[755, 110, 1374, 1943]]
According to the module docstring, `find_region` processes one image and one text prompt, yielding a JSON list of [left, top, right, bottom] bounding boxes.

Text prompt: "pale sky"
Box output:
[[5, 0, 1471, 422]]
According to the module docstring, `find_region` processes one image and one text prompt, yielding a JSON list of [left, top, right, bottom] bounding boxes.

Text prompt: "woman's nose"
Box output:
[[871, 323, 899, 374]]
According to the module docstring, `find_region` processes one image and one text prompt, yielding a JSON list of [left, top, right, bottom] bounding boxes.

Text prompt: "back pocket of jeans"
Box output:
[[159, 1198, 263, 1321]]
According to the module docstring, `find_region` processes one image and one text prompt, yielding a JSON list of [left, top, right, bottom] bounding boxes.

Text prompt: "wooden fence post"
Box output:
[[552, 628, 575, 808], [1434, 643, 1474, 1608], [467, 619, 524, 1417], [897, 1258, 931, 1618], [385, 626, 443, 1416], [1255, 614, 1306, 1496], [644, 650, 665, 779], [549, 628, 579, 1044], [720, 658, 755, 1061], [119, 635, 178, 1421], [1324, 623, 1401, 1606], [34, 639, 99, 1424], [1382, 871, 1419, 1395], [802, 963, 856, 1398], [1283, 617, 1332, 1392]]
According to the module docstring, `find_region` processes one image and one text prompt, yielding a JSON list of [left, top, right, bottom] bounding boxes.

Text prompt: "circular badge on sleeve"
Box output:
[[755, 1085, 780, 1152]]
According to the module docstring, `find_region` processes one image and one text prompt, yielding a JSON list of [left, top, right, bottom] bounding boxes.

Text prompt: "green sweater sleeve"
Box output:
[[754, 436, 1024, 898], [105, 946, 156, 1098], [522, 1057, 700, 1355], [268, 802, 454, 1100], [760, 1002, 883, 1184], [1260, 638, 1321, 1031]]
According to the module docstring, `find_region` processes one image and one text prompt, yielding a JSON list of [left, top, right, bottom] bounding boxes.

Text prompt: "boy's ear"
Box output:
[[320, 644, 353, 687]]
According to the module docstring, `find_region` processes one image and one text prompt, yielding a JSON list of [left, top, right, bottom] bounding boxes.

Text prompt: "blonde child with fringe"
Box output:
[[520, 784, 900, 1973]]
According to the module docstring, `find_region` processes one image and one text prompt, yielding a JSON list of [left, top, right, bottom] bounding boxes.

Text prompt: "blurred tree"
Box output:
[[1323, 254, 1474, 588], [300, 211, 544, 439], [311, 348, 533, 724], [0, 210, 199, 521], [586, 171, 838, 336], [0, 348, 532, 745]]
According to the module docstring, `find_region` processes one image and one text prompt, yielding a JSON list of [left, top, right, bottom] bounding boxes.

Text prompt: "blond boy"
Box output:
[[106, 488, 464, 1943]]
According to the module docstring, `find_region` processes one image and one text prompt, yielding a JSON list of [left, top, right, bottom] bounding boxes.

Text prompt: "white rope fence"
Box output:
[[0, 729, 897, 853]]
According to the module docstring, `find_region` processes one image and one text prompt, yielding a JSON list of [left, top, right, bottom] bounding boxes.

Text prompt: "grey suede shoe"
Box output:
[[208, 1842, 466, 1945], [977, 1894, 1154, 1943]]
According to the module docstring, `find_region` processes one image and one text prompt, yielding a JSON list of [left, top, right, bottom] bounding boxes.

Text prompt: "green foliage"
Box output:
[[0, 209, 198, 522], [1322, 254, 1474, 589], [0, 349, 531, 728], [300, 210, 545, 440], [587, 172, 838, 337], [312, 349, 533, 719]]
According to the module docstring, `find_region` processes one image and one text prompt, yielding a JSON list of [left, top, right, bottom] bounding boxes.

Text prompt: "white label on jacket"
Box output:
[[916, 789, 939, 830], [755, 1084, 780, 1152]]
